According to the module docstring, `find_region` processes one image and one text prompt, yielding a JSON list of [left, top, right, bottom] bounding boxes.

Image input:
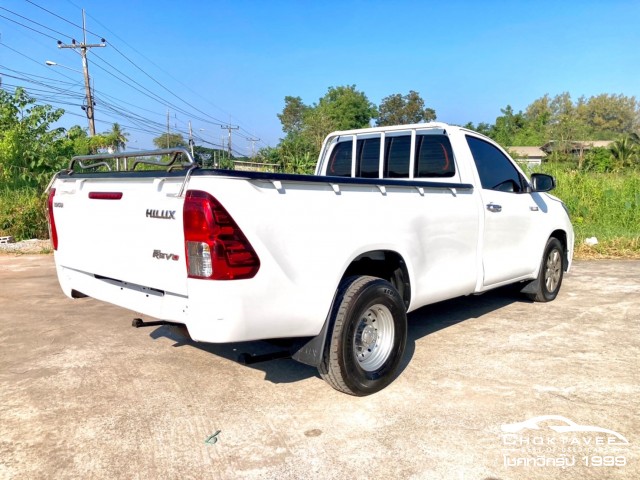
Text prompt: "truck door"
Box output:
[[465, 135, 542, 286]]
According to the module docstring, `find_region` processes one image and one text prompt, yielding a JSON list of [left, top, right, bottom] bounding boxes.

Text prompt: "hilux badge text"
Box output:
[[146, 209, 176, 220]]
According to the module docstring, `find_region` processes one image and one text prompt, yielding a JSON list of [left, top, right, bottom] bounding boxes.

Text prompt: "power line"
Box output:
[[87, 55, 211, 124], [0, 42, 78, 83], [1, 42, 189, 140], [1, 82, 178, 140], [73, 5, 233, 118], [65, 1, 266, 144], [0, 12, 59, 41], [0, 6, 74, 40], [108, 43, 227, 126], [2, 68, 202, 141], [0, 65, 79, 86], [5, 2, 268, 148], [25, 0, 106, 42]]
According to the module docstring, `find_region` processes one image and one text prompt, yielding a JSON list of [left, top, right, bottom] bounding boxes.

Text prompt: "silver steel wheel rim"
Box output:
[[352, 304, 395, 372], [544, 249, 562, 292]]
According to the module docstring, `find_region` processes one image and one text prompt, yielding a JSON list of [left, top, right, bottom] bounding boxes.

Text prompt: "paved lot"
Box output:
[[1, 255, 638, 479]]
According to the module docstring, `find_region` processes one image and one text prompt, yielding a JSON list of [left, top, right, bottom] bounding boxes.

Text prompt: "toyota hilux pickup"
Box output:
[[47, 122, 574, 395]]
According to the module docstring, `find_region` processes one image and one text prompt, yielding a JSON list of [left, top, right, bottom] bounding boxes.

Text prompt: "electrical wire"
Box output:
[[64, 0, 266, 145], [88, 54, 215, 125], [4, 3, 267, 152], [25, 0, 100, 38], [0, 12, 59, 41], [0, 43, 79, 84], [0, 6, 74, 40]]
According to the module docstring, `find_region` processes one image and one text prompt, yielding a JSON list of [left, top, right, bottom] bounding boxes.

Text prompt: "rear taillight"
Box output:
[[47, 188, 58, 250], [183, 190, 260, 280]]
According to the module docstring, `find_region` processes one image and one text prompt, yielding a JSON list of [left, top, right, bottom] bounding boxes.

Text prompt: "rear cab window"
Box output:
[[324, 129, 458, 181], [327, 140, 353, 177]]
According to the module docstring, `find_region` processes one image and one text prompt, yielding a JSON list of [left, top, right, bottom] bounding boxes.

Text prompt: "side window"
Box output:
[[327, 140, 352, 177], [466, 136, 524, 192], [385, 135, 411, 178], [415, 135, 455, 177], [357, 138, 380, 178]]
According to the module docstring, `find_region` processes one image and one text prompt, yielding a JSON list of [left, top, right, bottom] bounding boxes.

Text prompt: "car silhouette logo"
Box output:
[[501, 415, 629, 444]]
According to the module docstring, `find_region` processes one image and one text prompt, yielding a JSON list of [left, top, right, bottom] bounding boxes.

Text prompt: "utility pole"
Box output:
[[188, 121, 195, 158], [57, 9, 105, 136], [221, 124, 239, 159], [166, 109, 170, 148], [247, 138, 260, 157]]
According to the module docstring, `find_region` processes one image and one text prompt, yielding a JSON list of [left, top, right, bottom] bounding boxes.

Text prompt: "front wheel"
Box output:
[[527, 237, 565, 302], [319, 276, 407, 396]]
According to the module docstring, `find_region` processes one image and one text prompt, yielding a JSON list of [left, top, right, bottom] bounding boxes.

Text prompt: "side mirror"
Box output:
[[531, 173, 556, 192]]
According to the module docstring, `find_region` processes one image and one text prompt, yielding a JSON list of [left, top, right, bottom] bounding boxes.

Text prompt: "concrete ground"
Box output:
[[0, 256, 638, 480]]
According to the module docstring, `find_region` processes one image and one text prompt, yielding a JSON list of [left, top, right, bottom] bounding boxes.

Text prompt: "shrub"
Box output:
[[0, 187, 49, 241]]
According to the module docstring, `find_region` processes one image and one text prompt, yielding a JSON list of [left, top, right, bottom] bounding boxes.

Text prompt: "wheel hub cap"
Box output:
[[353, 304, 395, 372], [545, 249, 562, 292], [360, 324, 378, 348]]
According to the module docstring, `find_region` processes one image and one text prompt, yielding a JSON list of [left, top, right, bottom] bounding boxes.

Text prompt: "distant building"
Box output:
[[509, 140, 614, 166], [541, 140, 613, 156], [234, 160, 279, 172], [507, 146, 547, 166]]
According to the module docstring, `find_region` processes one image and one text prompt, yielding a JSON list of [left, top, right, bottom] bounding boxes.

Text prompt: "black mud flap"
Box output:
[[291, 315, 332, 367]]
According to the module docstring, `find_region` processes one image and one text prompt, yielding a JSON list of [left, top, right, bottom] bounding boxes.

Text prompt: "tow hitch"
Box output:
[[131, 317, 183, 328]]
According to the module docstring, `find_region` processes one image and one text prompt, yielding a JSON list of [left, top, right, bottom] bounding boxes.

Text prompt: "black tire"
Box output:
[[527, 237, 565, 302], [318, 276, 407, 396]]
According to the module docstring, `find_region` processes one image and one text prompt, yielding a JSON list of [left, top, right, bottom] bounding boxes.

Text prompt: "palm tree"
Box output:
[[609, 135, 638, 169], [107, 123, 128, 152]]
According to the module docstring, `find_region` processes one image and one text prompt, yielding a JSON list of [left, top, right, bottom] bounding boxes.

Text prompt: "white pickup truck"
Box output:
[[47, 122, 573, 395]]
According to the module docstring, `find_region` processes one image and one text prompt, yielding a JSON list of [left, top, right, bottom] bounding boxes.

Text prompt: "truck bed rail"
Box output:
[[68, 148, 196, 172]]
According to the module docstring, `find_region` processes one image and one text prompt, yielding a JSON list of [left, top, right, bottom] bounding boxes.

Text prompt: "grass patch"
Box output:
[[0, 187, 49, 241], [575, 237, 640, 259], [541, 165, 640, 258]]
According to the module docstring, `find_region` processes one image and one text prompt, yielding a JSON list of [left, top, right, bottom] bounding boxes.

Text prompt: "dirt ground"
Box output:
[[0, 255, 638, 479]]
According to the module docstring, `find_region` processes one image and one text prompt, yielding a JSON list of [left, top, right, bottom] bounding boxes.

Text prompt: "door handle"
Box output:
[[486, 203, 502, 213]]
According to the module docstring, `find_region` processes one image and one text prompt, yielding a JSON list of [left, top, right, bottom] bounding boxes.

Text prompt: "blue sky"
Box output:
[[2, 0, 639, 154]]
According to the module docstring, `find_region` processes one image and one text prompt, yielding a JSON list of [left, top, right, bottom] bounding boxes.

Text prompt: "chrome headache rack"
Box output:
[[46, 148, 199, 196], [67, 147, 197, 172]]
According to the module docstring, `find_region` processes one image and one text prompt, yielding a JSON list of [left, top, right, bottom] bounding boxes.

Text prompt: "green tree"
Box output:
[[492, 105, 529, 146], [105, 123, 128, 152], [282, 151, 316, 174], [578, 94, 639, 138], [277, 96, 309, 136], [315, 85, 377, 132], [518, 94, 553, 145], [55, 126, 114, 158], [153, 132, 187, 149], [0, 87, 66, 188], [546, 93, 590, 166], [193, 145, 226, 167], [463, 121, 494, 137], [582, 147, 616, 172], [275, 85, 376, 163], [609, 135, 639, 169], [376, 90, 436, 126], [58, 125, 91, 158]]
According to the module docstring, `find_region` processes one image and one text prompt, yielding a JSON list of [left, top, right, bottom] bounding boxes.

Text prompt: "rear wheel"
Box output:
[[319, 276, 407, 396], [527, 237, 565, 302]]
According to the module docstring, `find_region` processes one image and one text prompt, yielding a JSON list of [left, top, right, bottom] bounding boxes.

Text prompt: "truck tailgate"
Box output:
[[51, 175, 188, 296]]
